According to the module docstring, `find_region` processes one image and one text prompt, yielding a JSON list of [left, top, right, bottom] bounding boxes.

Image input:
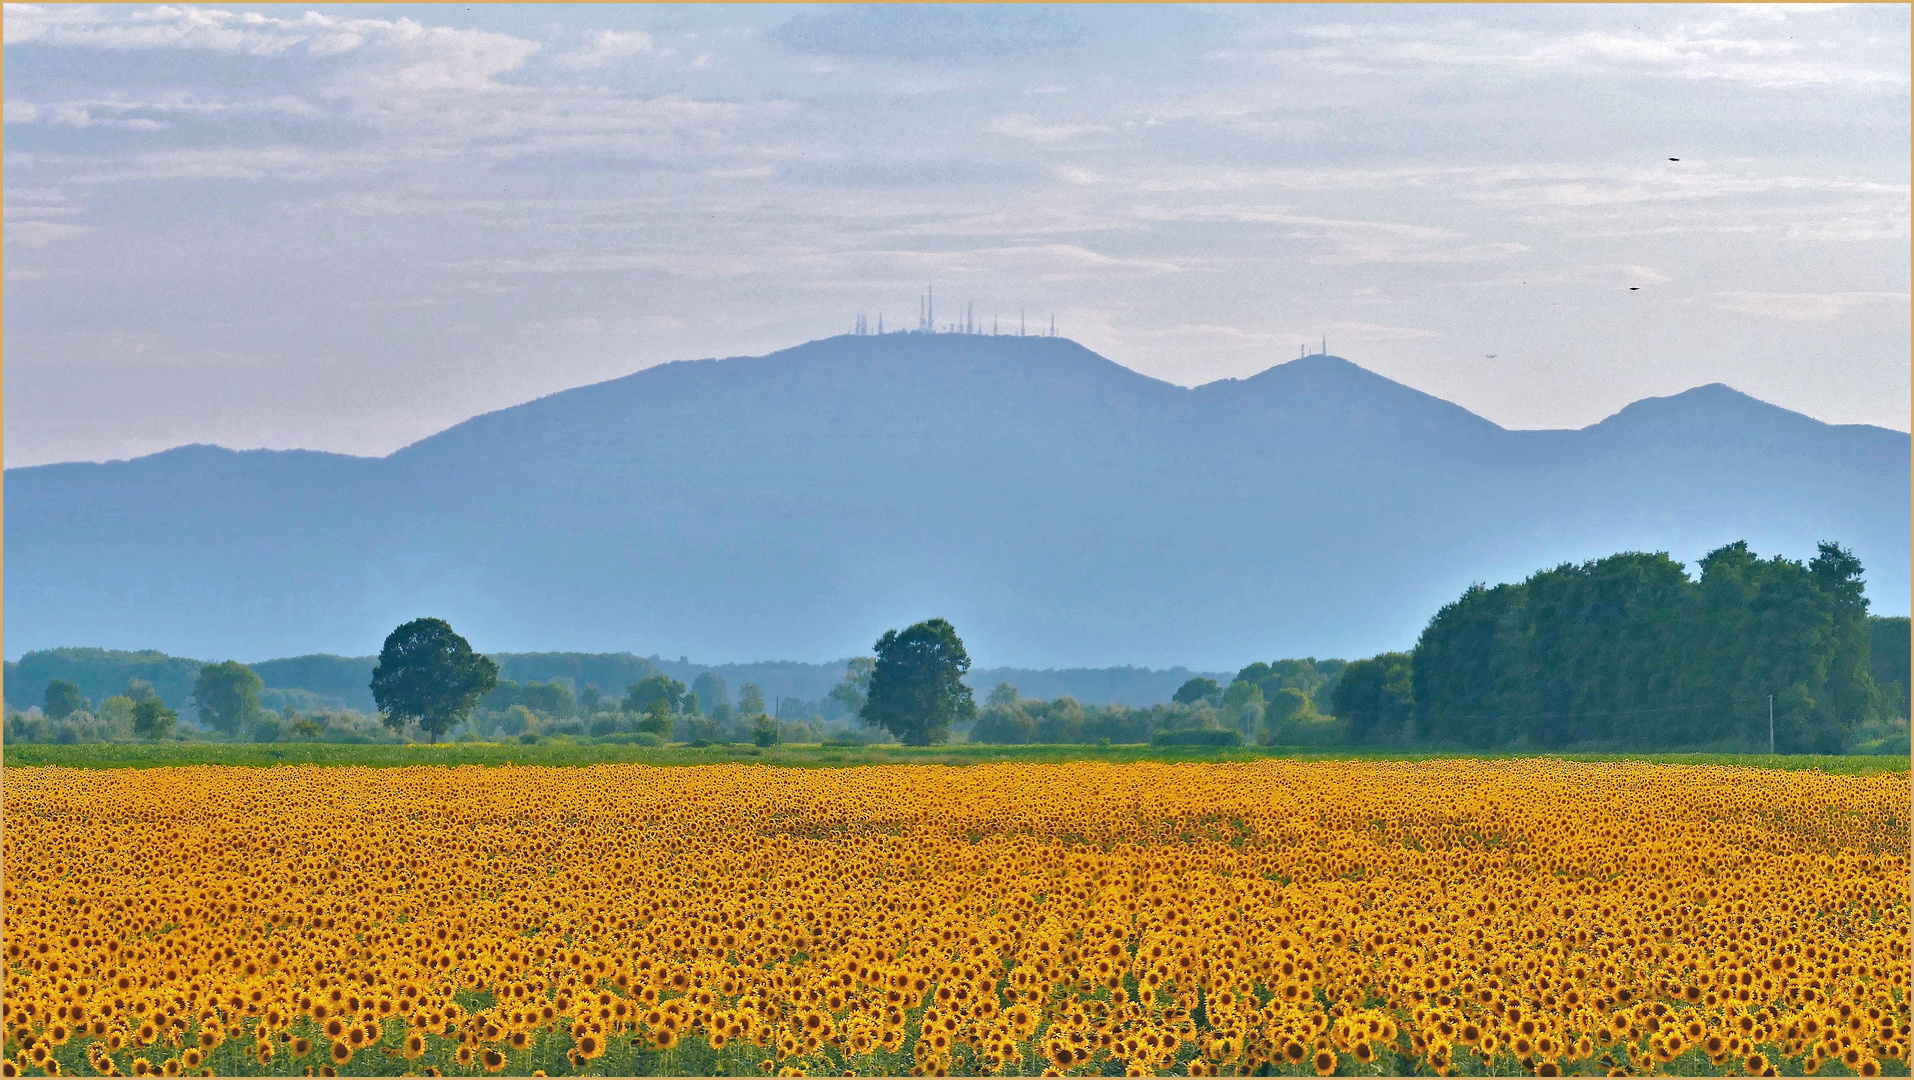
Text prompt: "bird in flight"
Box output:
[[1485, 354, 1497, 359]]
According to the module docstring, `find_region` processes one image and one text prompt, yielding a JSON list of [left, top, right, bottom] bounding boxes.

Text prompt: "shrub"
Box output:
[[1150, 728, 1243, 747], [751, 716, 778, 747]]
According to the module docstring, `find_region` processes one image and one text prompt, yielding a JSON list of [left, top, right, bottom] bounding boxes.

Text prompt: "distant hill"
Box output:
[[2, 647, 1228, 714], [5, 334, 1906, 669]]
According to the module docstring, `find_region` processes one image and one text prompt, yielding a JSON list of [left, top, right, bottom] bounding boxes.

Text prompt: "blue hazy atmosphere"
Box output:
[[7, 334, 1905, 669]]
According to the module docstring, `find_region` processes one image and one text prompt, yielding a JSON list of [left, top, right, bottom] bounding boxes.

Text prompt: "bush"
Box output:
[[1151, 728, 1243, 747], [592, 731, 666, 747], [1269, 716, 1350, 747], [249, 716, 283, 743], [588, 714, 631, 738], [1847, 717, 1912, 757], [751, 716, 778, 747], [519, 731, 539, 744]]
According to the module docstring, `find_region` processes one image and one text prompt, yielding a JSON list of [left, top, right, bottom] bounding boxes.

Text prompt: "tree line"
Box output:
[[1337, 541, 1906, 753], [8, 539, 1905, 753], [968, 541, 1906, 755]]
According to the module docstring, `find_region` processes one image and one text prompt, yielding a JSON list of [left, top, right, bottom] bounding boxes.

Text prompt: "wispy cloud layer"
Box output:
[[3, 3, 1907, 464]]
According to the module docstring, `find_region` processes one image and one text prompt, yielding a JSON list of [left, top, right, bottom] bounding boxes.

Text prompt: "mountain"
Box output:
[[6, 334, 1906, 669]]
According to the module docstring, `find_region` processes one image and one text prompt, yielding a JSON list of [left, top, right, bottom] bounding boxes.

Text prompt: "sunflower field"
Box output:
[[2, 760, 1907, 1077]]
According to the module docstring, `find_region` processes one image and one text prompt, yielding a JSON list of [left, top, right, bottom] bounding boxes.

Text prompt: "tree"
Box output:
[[860, 618, 975, 746], [125, 678, 158, 703], [1221, 680, 1266, 740], [750, 713, 779, 747], [193, 661, 263, 736], [692, 672, 729, 712], [1331, 652, 1415, 745], [482, 679, 522, 711], [519, 680, 575, 717], [738, 682, 767, 717], [624, 674, 686, 715], [829, 658, 876, 717], [42, 679, 82, 720], [370, 618, 499, 744], [986, 682, 1020, 708], [1869, 616, 1910, 720], [638, 700, 673, 736], [132, 697, 177, 740], [579, 684, 603, 715], [1172, 677, 1220, 706]]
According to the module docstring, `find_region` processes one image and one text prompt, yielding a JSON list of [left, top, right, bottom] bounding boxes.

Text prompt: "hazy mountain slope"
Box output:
[[6, 334, 1906, 669]]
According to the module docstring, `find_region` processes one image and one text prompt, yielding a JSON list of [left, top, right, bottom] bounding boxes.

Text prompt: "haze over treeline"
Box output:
[[6, 335, 1906, 671], [8, 541, 1906, 755]]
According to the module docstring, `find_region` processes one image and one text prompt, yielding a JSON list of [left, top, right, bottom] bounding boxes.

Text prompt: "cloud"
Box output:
[[1325, 321, 1443, 341], [555, 29, 656, 70], [769, 5, 1093, 62], [3, 6, 542, 92], [987, 114, 1111, 142], [1246, 16, 1907, 92], [4, 220, 97, 246], [1136, 204, 1527, 265], [3, 4, 305, 55], [1721, 4, 1852, 20], [1711, 291, 1910, 321]]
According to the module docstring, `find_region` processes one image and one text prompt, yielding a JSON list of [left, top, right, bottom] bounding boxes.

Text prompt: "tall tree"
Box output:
[[193, 661, 263, 736], [370, 618, 498, 743], [738, 683, 767, 717], [1172, 677, 1221, 705], [828, 658, 875, 717], [519, 680, 576, 717], [1868, 616, 1910, 720], [132, 697, 177, 740], [42, 679, 81, 720], [1331, 652, 1414, 745], [692, 672, 730, 711], [861, 618, 975, 746], [624, 674, 686, 715]]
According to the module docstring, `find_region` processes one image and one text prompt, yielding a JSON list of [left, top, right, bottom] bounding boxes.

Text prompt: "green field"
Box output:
[[3, 738, 1905, 773]]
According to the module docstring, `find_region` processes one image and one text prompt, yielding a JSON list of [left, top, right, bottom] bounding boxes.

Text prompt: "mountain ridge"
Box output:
[[6, 334, 1906, 667], [10, 345, 1903, 475]]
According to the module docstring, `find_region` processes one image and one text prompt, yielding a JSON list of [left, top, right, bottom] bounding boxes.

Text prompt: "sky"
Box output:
[[4, 3, 1909, 467]]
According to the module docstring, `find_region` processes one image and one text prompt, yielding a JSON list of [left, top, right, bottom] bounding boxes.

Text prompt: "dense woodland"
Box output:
[[965, 542, 1908, 755], [5, 540, 1907, 753]]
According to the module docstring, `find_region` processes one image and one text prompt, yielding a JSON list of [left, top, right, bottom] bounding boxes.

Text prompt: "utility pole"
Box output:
[[1768, 694, 1774, 754]]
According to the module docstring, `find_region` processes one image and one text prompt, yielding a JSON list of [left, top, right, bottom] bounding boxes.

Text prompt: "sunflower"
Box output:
[[1312, 1048, 1337, 1076], [329, 1039, 351, 1066]]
